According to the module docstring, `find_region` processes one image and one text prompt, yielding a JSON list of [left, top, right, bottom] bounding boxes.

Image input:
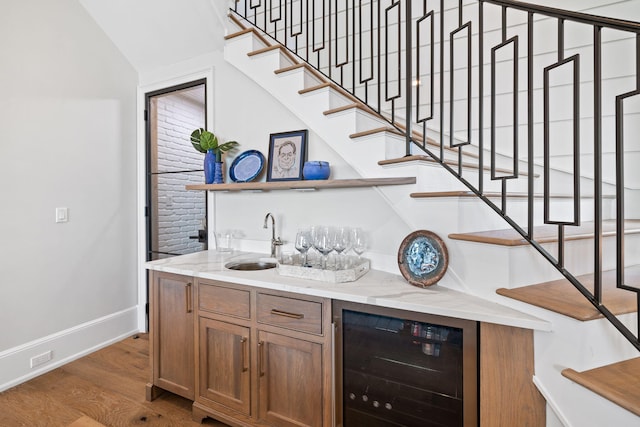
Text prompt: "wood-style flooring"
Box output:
[[0, 334, 225, 427]]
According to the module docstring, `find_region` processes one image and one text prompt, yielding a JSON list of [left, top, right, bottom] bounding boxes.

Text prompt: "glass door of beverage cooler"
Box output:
[[333, 302, 478, 427]]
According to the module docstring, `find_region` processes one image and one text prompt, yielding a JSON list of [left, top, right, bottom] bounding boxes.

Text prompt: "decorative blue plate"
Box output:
[[229, 150, 265, 182], [397, 230, 448, 287]]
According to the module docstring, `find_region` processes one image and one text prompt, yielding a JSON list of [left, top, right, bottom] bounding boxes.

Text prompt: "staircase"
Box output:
[[224, 1, 640, 425]]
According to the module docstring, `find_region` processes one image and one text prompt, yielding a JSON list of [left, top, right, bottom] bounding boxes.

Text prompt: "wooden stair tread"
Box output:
[[224, 27, 253, 40], [299, 81, 386, 119], [449, 219, 640, 246], [561, 357, 640, 416], [350, 127, 441, 148], [322, 102, 384, 121], [496, 266, 639, 320], [228, 12, 248, 30], [350, 126, 404, 139], [324, 103, 372, 115], [275, 62, 326, 83], [224, 27, 271, 48], [299, 81, 332, 95], [380, 155, 534, 177]]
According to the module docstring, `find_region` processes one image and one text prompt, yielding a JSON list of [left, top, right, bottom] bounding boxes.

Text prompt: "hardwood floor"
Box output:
[[0, 334, 226, 427]]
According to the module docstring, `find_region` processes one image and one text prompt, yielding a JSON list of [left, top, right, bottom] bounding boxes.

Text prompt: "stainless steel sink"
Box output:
[[225, 261, 277, 271]]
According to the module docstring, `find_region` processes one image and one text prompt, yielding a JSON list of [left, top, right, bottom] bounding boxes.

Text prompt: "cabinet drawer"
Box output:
[[199, 282, 251, 319], [257, 293, 323, 335]]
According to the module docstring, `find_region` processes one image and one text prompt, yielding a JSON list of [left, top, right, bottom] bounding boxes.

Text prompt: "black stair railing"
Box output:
[[233, 0, 640, 351]]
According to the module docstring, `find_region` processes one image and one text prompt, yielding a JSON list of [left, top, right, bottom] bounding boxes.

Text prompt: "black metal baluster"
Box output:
[[448, 2, 473, 176], [289, 0, 304, 54], [305, 0, 309, 63], [478, 1, 484, 193], [311, 0, 326, 70], [377, 0, 381, 114], [271, 0, 283, 41], [593, 25, 603, 304], [406, 0, 413, 154], [416, 11, 435, 131], [359, 0, 375, 105], [527, 11, 534, 239], [439, 0, 444, 161], [615, 34, 640, 300], [352, 0, 356, 95], [384, 1, 401, 124], [334, 0, 349, 86]]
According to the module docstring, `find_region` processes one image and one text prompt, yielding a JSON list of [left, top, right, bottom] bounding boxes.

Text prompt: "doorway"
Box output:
[[145, 79, 208, 261]]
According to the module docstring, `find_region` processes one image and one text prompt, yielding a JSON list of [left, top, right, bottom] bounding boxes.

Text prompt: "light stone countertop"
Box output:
[[146, 250, 551, 331]]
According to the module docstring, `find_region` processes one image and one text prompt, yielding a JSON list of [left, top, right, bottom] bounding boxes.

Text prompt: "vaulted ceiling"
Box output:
[[79, 0, 229, 74]]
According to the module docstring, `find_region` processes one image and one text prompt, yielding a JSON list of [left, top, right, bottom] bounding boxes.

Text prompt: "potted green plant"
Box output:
[[190, 128, 239, 184]]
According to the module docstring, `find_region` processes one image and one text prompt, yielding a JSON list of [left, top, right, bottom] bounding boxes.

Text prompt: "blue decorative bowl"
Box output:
[[303, 161, 330, 180]]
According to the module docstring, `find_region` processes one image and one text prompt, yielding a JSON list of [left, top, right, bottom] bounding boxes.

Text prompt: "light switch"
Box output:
[[55, 207, 68, 223]]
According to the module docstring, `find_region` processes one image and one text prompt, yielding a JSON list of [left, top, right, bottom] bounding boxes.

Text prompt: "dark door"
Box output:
[[145, 79, 208, 261]]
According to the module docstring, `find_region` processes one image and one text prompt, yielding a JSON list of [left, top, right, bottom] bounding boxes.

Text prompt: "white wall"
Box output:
[[138, 49, 412, 271], [0, 0, 138, 389]]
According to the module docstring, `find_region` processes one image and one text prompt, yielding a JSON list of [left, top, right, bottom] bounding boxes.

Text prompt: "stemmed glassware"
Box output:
[[295, 225, 366, 270], [351, 228, 367, 259], [294, 229, 312, 267], [333, 226, 352, 270], [313, 226, 335, 269]]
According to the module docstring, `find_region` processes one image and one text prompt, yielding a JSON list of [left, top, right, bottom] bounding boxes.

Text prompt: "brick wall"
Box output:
[[155, 87, 206, 255]]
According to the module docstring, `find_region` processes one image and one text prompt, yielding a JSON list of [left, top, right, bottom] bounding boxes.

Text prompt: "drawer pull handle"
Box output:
[[258, 341, 265, 377], [270, 309, 304, 320], [240, 337, 248, 372], [185, 283, 193, 313]]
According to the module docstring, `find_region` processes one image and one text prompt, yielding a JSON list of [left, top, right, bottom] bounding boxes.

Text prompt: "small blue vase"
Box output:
[[303, 161, 330, 180], [204, 149, 216, 184]]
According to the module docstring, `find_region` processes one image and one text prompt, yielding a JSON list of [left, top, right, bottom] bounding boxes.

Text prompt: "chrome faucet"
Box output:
[[263, 212, 283, 258]]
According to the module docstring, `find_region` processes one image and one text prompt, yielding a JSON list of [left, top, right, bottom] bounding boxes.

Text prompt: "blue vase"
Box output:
[[204, 149, 216, 184], [213, 161, 224, 184], [303, 161, 331, 180]]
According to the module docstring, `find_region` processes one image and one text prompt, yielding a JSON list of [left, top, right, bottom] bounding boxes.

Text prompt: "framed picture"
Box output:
[[267, 129, 308, 181]]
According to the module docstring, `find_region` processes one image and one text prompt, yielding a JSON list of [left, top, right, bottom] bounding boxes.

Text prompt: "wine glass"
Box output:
[[308, 225, 321, 266], [313, 226, 335, 269], [294, 229, 312, 267], [333, 226, 352, 270], [351, 228, 367, 260]]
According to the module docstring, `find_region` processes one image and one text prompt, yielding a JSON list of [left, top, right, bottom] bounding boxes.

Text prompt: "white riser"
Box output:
[[449, 232, 640, 292], [297, 84, 353, 111]]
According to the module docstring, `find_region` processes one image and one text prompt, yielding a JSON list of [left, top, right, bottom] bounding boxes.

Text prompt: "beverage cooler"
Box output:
[[333, 301, 478, 427]]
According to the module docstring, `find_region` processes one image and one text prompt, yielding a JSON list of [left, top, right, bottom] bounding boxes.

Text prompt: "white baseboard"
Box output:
[[0, 306, 141, 392]]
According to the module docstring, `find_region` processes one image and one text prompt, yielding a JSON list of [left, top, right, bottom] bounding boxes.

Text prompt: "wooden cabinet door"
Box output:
[[151, 272, 195, 400], [257, 330, 323, 427], [198, 317, 251, 416]]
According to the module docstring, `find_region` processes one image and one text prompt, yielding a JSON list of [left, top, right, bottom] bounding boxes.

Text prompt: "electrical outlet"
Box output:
[[30, 350, 52, 368]]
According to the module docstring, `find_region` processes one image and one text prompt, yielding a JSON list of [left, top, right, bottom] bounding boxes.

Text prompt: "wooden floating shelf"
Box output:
[[186, 177, 416, 192]]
